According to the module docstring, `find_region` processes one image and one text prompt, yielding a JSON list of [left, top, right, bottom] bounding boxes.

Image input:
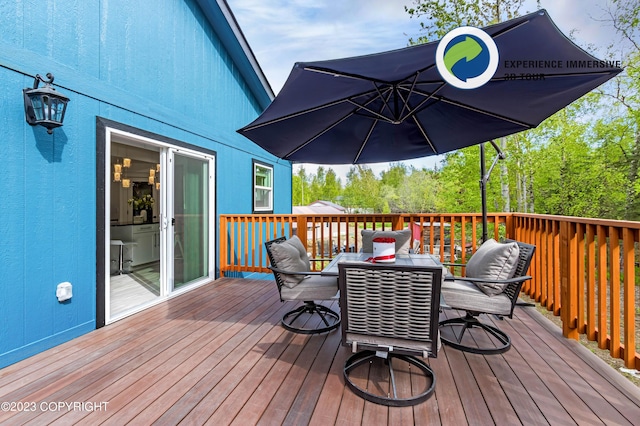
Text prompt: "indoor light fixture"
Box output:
[[123, 158, 131, 168], [23, 73, 69, 134]]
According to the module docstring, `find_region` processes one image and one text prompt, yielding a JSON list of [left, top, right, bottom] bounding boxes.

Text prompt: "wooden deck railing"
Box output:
[[219, 212, 639, 369]]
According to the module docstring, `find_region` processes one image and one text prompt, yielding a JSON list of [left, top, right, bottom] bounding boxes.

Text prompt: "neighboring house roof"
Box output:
[[196, 0, 275, 109], [309, 200, 346, 212], [293, 201, 346, 215]]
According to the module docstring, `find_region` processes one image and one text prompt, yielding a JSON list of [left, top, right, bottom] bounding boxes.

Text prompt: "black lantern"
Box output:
[[23, 73, 69, 134]]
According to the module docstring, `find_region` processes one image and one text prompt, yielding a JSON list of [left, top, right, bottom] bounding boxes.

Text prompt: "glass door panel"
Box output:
[[173, 153, 209, 289], [109, 142, 162, 319]]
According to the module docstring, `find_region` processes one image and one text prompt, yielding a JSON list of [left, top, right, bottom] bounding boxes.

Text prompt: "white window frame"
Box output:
[[253, 160, 273, 213]]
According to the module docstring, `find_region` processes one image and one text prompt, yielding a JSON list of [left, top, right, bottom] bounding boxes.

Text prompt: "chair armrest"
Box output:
[[268, 266, 322, 276], [442, 262, 466, 267], [445, 275, 532, 284]]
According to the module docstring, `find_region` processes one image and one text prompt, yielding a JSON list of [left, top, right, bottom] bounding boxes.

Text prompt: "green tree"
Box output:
[[321, 168, 342, 202], [292, 166, 310, 206], [380, 163, 408, 212], [397, 168, 440, 213], [343, 166, 381, 212], [405, 0, 531, 43], [600, 0, 640, 219]]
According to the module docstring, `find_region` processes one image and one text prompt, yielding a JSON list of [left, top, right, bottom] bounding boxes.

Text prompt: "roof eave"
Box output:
[[195, 0, 275, 109]]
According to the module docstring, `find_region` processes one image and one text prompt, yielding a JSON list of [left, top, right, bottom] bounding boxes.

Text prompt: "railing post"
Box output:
[[622, 227, 636, 368], [219, 215, 228, 277], [296, 215, 308, 251], [505, 213, 514, 240], [560, 221, 579, 339], [392, 214, 404, 231]]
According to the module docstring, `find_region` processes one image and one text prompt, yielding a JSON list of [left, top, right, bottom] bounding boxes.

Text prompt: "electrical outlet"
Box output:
[[56, 282, 72, 302]]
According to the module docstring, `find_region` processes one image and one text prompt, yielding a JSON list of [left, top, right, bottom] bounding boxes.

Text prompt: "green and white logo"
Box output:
[[436, 26, 499, 89]]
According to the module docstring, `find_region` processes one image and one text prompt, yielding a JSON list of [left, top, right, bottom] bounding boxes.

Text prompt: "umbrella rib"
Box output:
[[305, 63, 442, 92], [439, 97, 533, 128], [285, 87, 391, 159], [488, 17, 531, 39], [303, 65, 390, 85], [396, 82, 447, 123], [396, 73, 420, 120], [412, 115, 438, 153], [283, 111, 356, 160], [353, 90, 395, 162], [241, 87, 386, 131], [347, 87, 398, 124], [353, 119, 378, 163]]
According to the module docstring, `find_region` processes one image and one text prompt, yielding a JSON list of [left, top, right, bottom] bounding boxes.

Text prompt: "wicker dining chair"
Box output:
[[439, 238, 535, 354], [338, 262, 443, 406], [265, 236, 340, 334]]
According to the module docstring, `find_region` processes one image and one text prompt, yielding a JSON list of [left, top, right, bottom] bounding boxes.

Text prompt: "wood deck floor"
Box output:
[[1, 277, 639, 425]]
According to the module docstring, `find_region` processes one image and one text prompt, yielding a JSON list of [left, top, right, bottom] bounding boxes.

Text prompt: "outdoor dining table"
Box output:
[[321, 251, 448, 306], [321, 252, 445, 276]]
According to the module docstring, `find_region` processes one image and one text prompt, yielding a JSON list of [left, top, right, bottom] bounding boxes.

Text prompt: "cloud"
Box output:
[[228, 0, 423, 91], [228, 0, 620, 181]]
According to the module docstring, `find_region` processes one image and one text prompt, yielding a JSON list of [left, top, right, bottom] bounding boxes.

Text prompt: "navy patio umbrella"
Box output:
[[238, 9, 621, 239]]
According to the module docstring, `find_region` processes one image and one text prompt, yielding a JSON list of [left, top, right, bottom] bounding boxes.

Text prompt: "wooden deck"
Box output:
[[1, 277, 639, 425]]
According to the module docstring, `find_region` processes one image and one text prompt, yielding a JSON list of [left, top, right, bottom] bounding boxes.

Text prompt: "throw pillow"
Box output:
[[361, 228, 412, 255], [466, 239, 520, 296], [269, 235, 311, 288]]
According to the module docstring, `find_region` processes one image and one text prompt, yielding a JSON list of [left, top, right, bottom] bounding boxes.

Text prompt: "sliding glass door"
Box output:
[[171, 152, 211, 290], [106, 129, 215, 324]]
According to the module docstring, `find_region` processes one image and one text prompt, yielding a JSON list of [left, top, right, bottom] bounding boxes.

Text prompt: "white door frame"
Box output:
[[104, 127, 216, 324]]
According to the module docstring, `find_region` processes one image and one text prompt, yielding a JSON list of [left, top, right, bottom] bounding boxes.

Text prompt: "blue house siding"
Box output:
[[0, 0, 286, 368]]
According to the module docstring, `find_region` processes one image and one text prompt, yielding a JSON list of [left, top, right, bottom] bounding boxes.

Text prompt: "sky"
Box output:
[[226, 0, 622, 181]]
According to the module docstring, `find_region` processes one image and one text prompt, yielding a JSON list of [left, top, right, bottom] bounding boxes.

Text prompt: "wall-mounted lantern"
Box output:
[[23, 73, 69, 134]]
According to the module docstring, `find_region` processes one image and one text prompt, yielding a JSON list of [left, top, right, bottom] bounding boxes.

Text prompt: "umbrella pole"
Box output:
[[480, 144, 488, 243], [480, 141, 506, 243]]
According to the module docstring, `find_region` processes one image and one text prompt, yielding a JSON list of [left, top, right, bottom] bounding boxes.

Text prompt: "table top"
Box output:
[[321, 252, 442, 276]]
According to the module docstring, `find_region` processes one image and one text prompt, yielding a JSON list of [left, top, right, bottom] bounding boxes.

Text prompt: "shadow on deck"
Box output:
[[1, 277, 639, 425]]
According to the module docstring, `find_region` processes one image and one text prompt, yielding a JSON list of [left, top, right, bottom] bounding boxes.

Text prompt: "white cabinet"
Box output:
[[111, 224, 160, 267]]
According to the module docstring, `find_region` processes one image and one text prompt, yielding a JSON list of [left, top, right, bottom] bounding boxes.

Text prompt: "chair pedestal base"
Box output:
[[282, 301, 340, 334], [343, 350, 435, 407], [439, 313, 511, 355]]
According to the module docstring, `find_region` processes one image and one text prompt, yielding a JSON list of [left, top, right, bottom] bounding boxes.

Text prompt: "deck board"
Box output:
[[1, 277, 639, 425]]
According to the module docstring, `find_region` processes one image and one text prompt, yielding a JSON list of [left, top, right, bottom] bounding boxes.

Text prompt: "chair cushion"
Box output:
[[269, 235, 311, 288], [441, 279, 512, 315], [361, 228, 412, 255], [280, 275, 339, 301], [466, 239, 520, 296]]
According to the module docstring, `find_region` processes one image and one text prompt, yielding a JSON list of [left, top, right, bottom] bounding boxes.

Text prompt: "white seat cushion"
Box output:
[[441, 279, 512, 315], [280, 275, 339, 301]]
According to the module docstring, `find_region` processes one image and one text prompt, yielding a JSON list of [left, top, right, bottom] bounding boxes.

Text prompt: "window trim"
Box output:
[[252, 160, 273, 213]]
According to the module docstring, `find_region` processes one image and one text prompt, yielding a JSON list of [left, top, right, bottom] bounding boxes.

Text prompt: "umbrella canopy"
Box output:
[[238, 10, 621, 165]]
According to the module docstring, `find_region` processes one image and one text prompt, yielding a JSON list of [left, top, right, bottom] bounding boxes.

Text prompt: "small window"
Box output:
[[253, 161, 273, 213]]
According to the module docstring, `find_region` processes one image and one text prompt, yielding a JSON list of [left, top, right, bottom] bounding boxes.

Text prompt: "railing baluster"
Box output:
[[622, 227, 636, 368], [586, 224, 596, 341], [609, 226, 621, 359], [597, 224, 608, 349]]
